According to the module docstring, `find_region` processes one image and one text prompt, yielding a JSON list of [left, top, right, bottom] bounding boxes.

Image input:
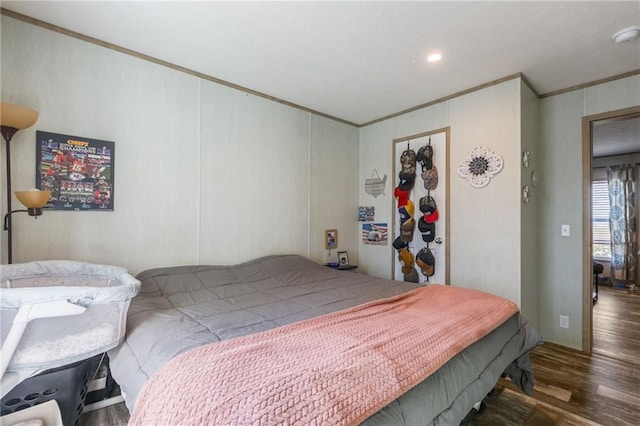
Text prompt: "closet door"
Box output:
[[392, 129, 449, 285]]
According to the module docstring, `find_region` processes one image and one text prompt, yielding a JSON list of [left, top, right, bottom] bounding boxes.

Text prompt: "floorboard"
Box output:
[[593, 285, 640, 366]]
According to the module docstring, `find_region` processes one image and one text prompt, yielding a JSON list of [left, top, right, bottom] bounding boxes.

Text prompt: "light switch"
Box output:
[[561, 224, 570, 237]]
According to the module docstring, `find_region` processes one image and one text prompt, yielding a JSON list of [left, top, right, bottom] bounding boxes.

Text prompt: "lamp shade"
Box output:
[[1, 102, 38, 130], [15, 190, 51, 208]]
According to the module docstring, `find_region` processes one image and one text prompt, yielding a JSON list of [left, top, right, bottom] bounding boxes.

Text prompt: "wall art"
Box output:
[[361, 223, 388, 245], [457, 145, 503, 188], [522, 185, 530, 203], [364, 169, 387, 197], [325, 229, 338, 249], [531, 170, 539, 187], [358, 206, 375, 221], [36, 131, 114, 211]]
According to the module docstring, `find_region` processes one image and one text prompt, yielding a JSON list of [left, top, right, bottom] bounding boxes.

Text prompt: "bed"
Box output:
[[108, 254, 541, 425]]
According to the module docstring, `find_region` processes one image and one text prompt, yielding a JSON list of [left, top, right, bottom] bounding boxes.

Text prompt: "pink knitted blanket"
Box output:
[[130, 285, 518, 425]]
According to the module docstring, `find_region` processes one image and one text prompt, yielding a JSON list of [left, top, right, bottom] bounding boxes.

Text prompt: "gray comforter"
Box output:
[[109, 255, 541, 425]]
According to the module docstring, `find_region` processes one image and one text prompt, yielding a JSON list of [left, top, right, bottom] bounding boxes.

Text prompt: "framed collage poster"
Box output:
[[36, 131, 115, 211]]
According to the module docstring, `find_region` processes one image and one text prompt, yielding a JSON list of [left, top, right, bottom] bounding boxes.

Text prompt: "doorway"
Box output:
[[582, 105, 640, 356]]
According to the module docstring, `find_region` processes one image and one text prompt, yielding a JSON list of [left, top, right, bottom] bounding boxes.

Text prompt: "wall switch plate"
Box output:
[[560, 315, 569, 329], [561, 224, 570, 237]]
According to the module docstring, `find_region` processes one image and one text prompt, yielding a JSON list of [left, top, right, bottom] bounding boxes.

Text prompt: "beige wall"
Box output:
[[0, 16, 359, 274], [309, 114, 360, 266], [538, 75, 640, 349], [358, 79, 530, 312], [448, 80, 522, 303], [520, 82, 540, 328]]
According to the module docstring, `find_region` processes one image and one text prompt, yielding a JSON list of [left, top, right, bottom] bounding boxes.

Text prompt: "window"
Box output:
[[592, 180, 611, 259]]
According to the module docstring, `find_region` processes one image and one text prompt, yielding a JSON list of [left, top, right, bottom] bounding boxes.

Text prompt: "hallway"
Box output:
[[593, 284, 640, 365]]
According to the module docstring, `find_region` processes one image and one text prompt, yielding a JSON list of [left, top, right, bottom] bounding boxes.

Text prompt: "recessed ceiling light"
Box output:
[[612, 26, 640, 43], [427, 52, 442, 63]]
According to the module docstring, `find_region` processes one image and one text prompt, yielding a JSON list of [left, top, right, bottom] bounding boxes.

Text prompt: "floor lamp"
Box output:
[[1, 102, 45, 264]]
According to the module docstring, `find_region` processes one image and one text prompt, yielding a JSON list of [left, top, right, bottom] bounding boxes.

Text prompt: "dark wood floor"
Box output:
[[466, 285, 640, 426], [83, 287, 640, 425], [593, 284, 640, 365], [505, 342, 639, 425]]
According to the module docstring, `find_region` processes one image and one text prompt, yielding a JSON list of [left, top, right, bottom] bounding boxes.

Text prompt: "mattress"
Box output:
[[108, 254, 541, 425]]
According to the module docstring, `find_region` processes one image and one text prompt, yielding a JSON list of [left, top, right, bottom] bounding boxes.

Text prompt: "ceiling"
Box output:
[[593, 115, 640, 158], [2, 1, 640, 127]]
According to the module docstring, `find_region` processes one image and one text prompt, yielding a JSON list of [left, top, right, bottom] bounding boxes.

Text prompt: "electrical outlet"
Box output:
[[561, 224, 570, 237], [560, 315, 569, 329]]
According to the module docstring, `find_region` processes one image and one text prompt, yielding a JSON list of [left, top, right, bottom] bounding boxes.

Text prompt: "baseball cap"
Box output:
[[416, 247, 435, 276], [398, 174, 416, 191], [419, 196, 436, 214], [392, 236, 408, 251], [400, 218, 416, 242], [398, 200, 414, 224], [420, 196, 439, 223], [394, 186, 410, 207], [418, 217, 435, 242], [416, 145, 433, 171], [398, 247, 414, 274], [404, 267, 419, 283], [424, 210, 439, 223], [421, 166, 438, 191], [400, 149, 417, 175]]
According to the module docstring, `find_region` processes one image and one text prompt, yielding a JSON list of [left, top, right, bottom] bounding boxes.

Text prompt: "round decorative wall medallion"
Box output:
[[531, 170, 538, 187], [458, 146, 504, 188], [522, 185, 530, 203]]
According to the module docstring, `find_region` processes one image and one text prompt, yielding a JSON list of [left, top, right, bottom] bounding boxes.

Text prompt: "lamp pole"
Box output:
[[1, 102, 39, 264], [1, 126, 18, 264]]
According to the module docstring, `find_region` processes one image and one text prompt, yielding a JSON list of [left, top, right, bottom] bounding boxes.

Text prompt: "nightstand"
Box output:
[[325, 264, 358, 272]]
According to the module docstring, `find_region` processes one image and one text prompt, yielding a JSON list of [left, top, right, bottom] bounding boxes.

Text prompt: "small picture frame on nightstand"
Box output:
[[338, 251, 349, 266]]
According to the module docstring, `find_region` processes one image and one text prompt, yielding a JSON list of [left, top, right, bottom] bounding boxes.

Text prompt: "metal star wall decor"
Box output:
[[458, 145, 504, 188]]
